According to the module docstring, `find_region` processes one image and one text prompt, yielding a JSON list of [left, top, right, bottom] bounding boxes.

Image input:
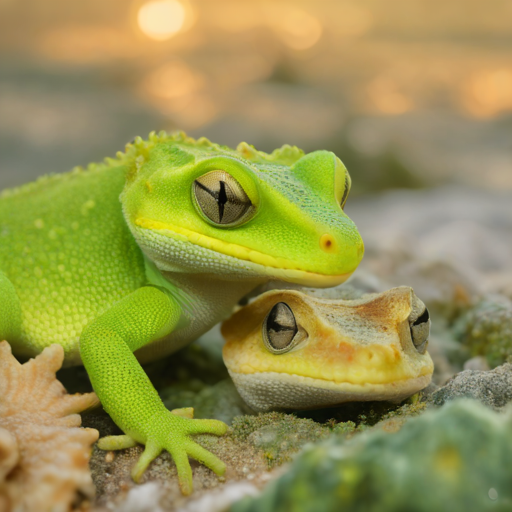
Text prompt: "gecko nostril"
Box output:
[[320, 234, 337, 253]]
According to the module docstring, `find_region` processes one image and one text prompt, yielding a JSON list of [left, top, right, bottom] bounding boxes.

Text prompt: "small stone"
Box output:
[[429, 364, 512, 410], [463, 356, 490, 372]]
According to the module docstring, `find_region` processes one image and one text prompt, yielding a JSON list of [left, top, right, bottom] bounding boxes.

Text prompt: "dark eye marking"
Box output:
[[340, 172, 350, 209], [409, 307, 430, 354], [412, 308, 430, 326], [218, 180, 228, 222]]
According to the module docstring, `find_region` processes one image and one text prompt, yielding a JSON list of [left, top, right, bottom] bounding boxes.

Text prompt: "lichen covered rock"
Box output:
[[429, 364, 512, 410], [232, 400, 512, 512], [232, 412, 357, 469], [457, 295, 512, 368]]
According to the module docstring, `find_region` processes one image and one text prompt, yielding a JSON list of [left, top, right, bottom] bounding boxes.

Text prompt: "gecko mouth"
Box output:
[[135, 217, 354, 286], [227, 370, 433, 412]]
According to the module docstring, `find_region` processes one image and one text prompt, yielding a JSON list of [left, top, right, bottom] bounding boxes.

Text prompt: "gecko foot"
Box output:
[[97, 408, 228, 495]]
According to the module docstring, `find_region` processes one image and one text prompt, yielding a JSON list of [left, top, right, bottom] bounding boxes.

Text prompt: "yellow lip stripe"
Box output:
[[135, 217, 352, 287]]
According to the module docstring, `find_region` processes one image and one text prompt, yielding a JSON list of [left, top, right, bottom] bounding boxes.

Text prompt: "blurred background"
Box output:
[[1, 0, 511, 292]]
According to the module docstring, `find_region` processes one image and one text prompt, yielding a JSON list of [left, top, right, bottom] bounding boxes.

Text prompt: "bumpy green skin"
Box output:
[[232, 400, 512, 512], [0, 131, 363, 494], [0, 166, 145, 359], [458, 295, 512, 368]]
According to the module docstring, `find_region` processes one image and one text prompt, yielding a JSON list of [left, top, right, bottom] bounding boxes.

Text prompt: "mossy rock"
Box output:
[[232, 400, 512, 512], [456, 295, 512, 368]]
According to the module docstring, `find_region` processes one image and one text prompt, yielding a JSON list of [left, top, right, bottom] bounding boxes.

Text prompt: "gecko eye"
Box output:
[[409, 307, 430, 354], [339, 171, 352, 210], [334, 158, 352, 211], [194, 170, 254, 226], [263, 302, 299, 354]]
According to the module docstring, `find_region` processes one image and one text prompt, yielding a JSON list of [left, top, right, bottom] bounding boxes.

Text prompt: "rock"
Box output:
[[463, 356, 490, 371], [86, 403, 363, 510], [231, 400, 512, 512], [347, 187, 512, 279], [346, 187, 512, 316], [89, 428, 270, 511], [428, 364, 512, 410], [455, 295, 512, 368], [481, 272, 512, 298], [426, 329, 467, 386], [178, 481, 260, 512], [114, 482, 165, 512], [232, 412, 357, 469], [360, 254, 479, 319]]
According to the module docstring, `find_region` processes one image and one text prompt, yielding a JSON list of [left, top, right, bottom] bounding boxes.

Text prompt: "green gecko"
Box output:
[[0, 131, 364, 494]]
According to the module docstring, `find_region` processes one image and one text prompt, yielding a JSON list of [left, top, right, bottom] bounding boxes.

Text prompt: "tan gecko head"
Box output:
[[221, 286, 433, 411]]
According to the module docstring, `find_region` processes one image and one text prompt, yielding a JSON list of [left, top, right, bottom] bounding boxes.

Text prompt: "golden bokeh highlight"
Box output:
[[4, 0, 511, 142], [141, 60, 217, 129], [463, 68, 512, 118], [267, 6, 323, 50], [137, 0, 187, 41], [143, 61, 203, 100]]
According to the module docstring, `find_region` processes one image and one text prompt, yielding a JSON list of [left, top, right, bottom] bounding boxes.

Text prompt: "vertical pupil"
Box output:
[[195, 179, 230, 222], [194, 171, 254, 225], [218, 181, 228, 222]]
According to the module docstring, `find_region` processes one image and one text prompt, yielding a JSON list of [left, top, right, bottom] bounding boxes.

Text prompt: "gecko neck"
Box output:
[[144, 255, 263, 329]]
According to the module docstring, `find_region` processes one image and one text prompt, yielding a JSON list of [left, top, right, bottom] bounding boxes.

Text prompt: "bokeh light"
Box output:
[[137, 0, 187, 41], [143, 61, 203, 100], [1, 0, 512, 193], [464, 68, 512, 118], [141, 61, 217, 129], [273, 7, 323, 50]]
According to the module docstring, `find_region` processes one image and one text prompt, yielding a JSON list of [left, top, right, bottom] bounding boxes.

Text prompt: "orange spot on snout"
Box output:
[[320, 233, 337, 254]]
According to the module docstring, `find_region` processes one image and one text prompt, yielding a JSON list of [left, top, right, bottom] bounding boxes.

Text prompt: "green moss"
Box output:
[[232, 400, 512, 512], [378, 401, 427, 422], [232, 412, 357, 468]]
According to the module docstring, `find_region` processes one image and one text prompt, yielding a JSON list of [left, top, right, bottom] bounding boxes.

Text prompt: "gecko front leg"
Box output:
[[79, 286, 227, 495]]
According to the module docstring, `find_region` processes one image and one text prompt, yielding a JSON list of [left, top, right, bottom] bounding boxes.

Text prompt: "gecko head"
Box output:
[[222, 286, 434, 411], [121, 131, 364, 286]]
